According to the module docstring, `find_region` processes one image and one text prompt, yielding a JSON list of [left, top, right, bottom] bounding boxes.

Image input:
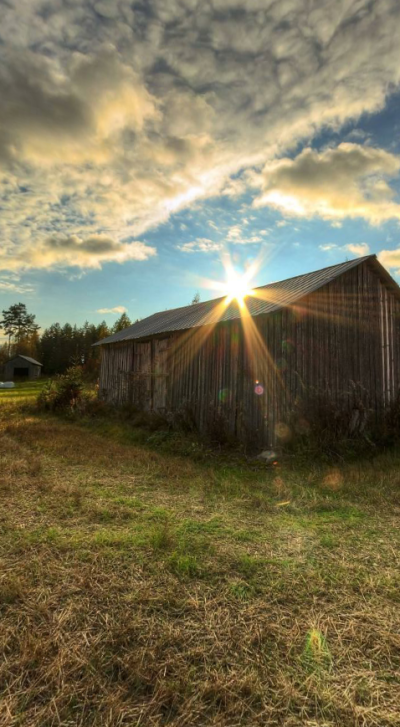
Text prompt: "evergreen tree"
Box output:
[[0, 303, 40, 355], [112, 312, 132, 334], [38, 320, 110, 377]]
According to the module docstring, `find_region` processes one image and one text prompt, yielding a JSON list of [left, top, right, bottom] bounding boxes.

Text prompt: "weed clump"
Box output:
[[302, 628, 332, 674]]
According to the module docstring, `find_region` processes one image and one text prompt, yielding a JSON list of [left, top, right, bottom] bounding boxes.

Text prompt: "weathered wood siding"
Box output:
[[99, 261, 400, 446]]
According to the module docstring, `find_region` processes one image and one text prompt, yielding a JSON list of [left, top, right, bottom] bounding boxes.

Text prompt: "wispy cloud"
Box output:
[[319, 244, 338, 252], [226, 225, 262, 245], [0, 276, 34, 293], [177, 239, 222, 254], [345, 243, 370, 257], [96, 306, 127, 315], [319, 242, 370, 257]]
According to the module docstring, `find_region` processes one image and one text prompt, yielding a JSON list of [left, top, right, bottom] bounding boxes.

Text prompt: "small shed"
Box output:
[[4, 355, 43, 380], [95, 255, 400, 447]]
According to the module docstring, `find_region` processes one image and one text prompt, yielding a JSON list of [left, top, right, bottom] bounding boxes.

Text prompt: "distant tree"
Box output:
[[112, 312, 132, 334], [191, 292, 201, 305], [0, 303, 40, 355], [16, 329, 40, 360], [38, 319, 111, 377], [0, 342, 8, 370]]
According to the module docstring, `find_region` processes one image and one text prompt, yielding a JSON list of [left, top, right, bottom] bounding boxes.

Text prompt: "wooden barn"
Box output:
[[4, 355, 43, 381], [95, 255, 400, 447]]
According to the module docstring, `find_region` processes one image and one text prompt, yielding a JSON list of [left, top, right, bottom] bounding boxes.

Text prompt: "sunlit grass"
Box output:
[[0, 378, 47, 401]]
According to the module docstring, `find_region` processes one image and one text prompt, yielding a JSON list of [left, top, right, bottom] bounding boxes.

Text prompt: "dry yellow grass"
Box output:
[[0, 387, 399, 726]]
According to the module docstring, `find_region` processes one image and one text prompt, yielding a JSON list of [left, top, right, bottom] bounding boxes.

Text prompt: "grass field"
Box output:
[[0, 379, 46, 402], [0, 383, 399, 726]]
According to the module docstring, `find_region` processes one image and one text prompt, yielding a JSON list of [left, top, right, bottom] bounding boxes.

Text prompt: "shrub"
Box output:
[[283, 380, 373, 456], [166, 399, 198, 432], [37, 366, 84, 412]]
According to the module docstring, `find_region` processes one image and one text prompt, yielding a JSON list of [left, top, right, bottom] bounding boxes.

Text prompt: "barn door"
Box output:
[[153, 338, 169, 411]]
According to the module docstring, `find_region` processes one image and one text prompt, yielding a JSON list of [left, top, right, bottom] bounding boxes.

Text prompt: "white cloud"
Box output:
[[177, 238, 222, 254], [227, 225, 242, 241], [97, 306, 127, 315], [319, 242, 370, 256], [226, 224, 262, 245], [254, 144, 400, 224], [178, 225, 264, 254], [319, 244, 338, 251], [0, 278, 34, 294], [378, 248, 400, 275], [345, 243, 370, 257]]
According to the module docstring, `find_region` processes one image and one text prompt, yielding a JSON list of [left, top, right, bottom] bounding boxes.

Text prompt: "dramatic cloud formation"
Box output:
[[254, 144, 400, 223], [97, 306, 128, 314], [1, 1, 400, 273]]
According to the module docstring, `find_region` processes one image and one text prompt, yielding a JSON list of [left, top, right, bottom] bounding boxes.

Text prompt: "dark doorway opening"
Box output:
[[14, 367, 29, 378]]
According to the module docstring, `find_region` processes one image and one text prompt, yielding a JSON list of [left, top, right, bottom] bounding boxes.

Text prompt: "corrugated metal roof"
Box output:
[[8, 355, 43, 366], [95, 255, 378, 346]]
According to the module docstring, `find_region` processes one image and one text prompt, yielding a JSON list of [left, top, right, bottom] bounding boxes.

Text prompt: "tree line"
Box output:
[[0, 304, 133, 378]]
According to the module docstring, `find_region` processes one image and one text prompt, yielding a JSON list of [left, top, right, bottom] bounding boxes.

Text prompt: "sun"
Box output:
[[196, 250, 263, 308], [223, 269, 253, 306]]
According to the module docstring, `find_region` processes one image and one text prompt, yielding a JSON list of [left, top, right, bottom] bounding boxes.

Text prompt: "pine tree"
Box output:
[[0, 303, 40, 355], [112, 312, 132, 333]]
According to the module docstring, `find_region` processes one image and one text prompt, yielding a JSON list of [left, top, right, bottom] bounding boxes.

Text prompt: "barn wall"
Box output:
[[99, 343, 134, 404], [98, 260, 400, 446]]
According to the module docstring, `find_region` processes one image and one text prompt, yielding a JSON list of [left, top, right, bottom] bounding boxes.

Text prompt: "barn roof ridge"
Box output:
[[94, 254, 391, 346]]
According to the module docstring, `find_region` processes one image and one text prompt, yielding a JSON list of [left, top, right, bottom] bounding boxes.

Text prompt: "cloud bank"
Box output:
[[1, 1, 400, 272], [0, 234, 156, 272]]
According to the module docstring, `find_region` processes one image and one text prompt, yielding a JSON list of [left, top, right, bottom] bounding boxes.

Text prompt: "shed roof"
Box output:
[[7, 355, 43, 366], [95, 254, 396, 346]]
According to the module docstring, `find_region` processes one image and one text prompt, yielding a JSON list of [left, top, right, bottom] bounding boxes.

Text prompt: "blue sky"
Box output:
[[1, 1, 400, 333]]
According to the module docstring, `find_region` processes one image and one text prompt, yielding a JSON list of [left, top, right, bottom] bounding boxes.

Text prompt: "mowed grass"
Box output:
[[0, 389, 400, 726], [0, 378, 46, 402]]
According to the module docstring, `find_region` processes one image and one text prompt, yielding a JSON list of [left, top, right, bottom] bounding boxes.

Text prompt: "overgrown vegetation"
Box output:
[[0, 383, 399, 725], [37, 366, 87, 412], [283, 381, 400, 459]]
